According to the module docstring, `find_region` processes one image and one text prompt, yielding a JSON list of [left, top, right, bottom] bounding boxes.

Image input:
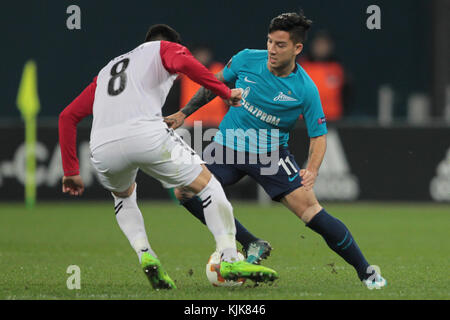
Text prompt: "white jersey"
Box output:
[[90, 41, 177, 151]]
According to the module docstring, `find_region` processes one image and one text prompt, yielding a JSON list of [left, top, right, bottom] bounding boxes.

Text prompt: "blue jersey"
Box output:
[[214, 49, 327, 153]]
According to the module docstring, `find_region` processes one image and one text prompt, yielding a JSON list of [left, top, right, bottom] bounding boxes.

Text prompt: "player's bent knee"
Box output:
[[113, 183, 136, 198], [282, 188, 322, 223], [187, 167, 212, 194], [301, 203, 323, 223]]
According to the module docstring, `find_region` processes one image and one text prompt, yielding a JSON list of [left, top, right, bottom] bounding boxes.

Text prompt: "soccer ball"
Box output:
[[205, 251, 246, 287]]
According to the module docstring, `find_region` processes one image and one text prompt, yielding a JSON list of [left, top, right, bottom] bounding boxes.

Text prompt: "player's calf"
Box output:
[[112, 183, 156, 263], [186, 168, 239, 262], [306, 208, 374, 282], [176, 180, 269, 261]]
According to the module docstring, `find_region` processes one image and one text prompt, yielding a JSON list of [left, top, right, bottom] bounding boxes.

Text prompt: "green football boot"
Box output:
[[141, 252, 176, 290], [243, 240, 273, 265], [220, 260, 278, 283]]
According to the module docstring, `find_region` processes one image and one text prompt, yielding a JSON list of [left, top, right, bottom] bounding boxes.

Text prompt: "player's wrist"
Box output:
[[306, 168, 319, 176], [179, 109, 189, 117], [222, 87, 232, 100], [63, 170, 80, 177]]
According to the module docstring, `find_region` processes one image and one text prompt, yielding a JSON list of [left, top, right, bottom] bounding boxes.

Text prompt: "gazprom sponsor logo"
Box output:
[[242, 98, 280, 126]]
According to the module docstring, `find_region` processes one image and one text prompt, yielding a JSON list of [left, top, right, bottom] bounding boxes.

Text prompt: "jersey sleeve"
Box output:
[[159, 41, 231, 99], [302, 82, 328, 137], [58, 77, 97, 176], [222, 49, 248, 83]]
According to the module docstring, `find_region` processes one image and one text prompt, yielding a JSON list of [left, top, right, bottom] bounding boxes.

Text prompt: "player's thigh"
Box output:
[[246, 148, 303, 201], [280, 186, 321, 220], [203, 142, 247, 186], [90, 142, 138, 193], [138, 129, 205, 189]]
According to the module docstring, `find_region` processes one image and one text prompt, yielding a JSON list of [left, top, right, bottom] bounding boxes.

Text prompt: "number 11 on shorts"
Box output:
[[278, 156, 298, 176]]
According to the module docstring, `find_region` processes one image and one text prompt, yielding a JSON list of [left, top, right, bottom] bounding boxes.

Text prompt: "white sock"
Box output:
[[197, 176, 238, 262], [112, 184, 157, 263]]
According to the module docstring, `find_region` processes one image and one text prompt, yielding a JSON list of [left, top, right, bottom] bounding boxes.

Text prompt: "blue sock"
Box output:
[[306, 209, 371, 281], [180, 196, 258, 249]]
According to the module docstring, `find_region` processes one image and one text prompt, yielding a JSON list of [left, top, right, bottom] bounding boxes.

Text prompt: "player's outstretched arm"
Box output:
[[183, 70, 241, 109]]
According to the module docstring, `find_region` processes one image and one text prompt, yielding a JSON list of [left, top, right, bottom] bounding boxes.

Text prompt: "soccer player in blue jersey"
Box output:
[[165, 12, 386, 289]]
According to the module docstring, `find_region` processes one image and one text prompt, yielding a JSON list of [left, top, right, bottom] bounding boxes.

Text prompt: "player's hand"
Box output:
[[223, 88, 243, 107], [62, 175, 85, 196], [300, 169, 318, 191], [164, 111, 186, 130]]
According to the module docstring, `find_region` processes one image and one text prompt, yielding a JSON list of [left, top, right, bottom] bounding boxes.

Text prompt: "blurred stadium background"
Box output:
[[0, 0, 449, 301], [1, 0, 449, 203]]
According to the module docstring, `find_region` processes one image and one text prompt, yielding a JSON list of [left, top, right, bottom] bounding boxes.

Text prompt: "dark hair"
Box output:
[[144, 24, 181, 43], [268, 12, 313, 43]]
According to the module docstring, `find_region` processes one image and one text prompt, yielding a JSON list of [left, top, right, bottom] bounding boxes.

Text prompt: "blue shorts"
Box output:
[[203, 142, 303, 201]]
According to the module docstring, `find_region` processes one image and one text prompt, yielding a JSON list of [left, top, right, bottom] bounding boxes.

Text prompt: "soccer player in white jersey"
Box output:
[[58, 24, 278, 289]]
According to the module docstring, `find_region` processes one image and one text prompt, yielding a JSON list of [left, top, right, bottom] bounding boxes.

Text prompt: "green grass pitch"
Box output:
[[0, 201, 449, 300]]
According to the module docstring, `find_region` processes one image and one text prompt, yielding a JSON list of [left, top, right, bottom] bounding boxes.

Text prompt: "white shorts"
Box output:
[[90, 128, 204, 192]]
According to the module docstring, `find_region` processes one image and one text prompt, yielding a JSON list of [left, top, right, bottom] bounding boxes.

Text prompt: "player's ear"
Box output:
[[295, 43, 303, 55]]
